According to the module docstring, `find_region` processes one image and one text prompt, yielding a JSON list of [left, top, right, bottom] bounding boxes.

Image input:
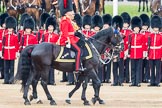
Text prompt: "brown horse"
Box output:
[[75, 0, 105, 16], [24, 0, 42, 29], [150, 0, 162, 17], [5, 0, 19, 18]]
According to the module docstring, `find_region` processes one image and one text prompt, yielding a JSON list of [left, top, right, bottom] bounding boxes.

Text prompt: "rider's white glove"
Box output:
[[66, 42, 71, 48]]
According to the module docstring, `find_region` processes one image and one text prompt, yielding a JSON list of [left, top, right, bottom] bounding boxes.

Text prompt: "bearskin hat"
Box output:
[[121, 12, 131, 25], [58, 0, 73, 16], [0, 12, 9, 27], [139, 14, 150, 27], [102, 14, 112, 26], [40, 12, 50, 27], [83, 15, 91, 28], [74, 13, 82, 28], [45, 16, 57, 30], [23, 17, 35, 31], [131, 16, 142, 30], [5, 16, 17, 30], [92, 14, 103, 29], [151, 15, 161, 28], [20, 13, 31, 26], [112, 15, 123, 30]]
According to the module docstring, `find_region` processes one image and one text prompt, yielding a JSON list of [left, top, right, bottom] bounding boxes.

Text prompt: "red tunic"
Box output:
[[130, 33, 145, 59], [42, 32, 59, 44], [148, 33, 162, 59], [59, 16, 79, 46], [82, 30, 96, 38], [36, 29, 45, 43], [0, 29, 7, 51], [121, 29, 132, 52], [20, 34, 37, 50], [141, 31, 151, 51], [3, 32, 19, 60]]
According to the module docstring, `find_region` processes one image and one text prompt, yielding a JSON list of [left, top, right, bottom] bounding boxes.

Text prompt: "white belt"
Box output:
[[150, 46, 161, 49], [131, 45, 142, 48], [0, 40, 2, 43], [4, 46, 15, 49]]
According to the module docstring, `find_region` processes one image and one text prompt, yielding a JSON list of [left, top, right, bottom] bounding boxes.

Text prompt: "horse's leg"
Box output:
[[89, 69, 105, 105], [2, 0, 5, 13], [138, 0, 141, 12], [40, 66, 56, 105], [65, 74, 88, 105], [29, 75, 43, 104], [81, 76, 90, 105], [142, 0, 145, 11], [146, 0, 149, 12], [0, 0, 1, 12], [102, 0, 105, 14]]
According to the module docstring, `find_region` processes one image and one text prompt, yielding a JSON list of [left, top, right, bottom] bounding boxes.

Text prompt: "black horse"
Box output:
[[15, 27, 123, 105], [138, 0, 149, 12]]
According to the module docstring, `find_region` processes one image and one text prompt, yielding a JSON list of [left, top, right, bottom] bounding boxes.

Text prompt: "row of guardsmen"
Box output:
[[0, 11, 162, 86]]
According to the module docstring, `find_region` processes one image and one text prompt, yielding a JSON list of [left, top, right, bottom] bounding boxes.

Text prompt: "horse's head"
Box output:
[[150, 0, 162, 17]]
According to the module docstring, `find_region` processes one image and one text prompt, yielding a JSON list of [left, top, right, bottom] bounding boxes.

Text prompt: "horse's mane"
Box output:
[[92, 27, 114, 40]]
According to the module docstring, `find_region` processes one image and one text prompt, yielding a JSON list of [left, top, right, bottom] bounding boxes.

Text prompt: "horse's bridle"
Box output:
[[87, 31, 124, 64]]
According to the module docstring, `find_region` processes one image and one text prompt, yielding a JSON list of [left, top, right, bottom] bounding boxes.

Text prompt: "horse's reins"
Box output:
[[87, 36, 115, 64], [7, 0, 17, 10]]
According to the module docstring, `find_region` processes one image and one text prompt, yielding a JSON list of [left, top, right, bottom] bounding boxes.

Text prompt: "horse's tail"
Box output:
[[14, 45, 35, 92]]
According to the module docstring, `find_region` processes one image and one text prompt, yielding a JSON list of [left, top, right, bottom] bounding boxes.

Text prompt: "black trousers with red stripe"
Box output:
[[71, 43, 81, 71]]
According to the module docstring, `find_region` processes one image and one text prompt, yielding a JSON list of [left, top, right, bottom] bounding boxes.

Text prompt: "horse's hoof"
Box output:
[[91, 97, 97, 105], [24, 101, 31, 105], [83, 101, 90, 106], [65, 99, 71, 104], [50, 100, 57, 105], [37, 100, 43, 104], [98, 99, 105, 104], [29, 95, 33, 102]]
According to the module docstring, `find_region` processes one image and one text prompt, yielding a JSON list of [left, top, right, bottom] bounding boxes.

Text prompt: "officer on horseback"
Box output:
[[58, 0, 85, 73]]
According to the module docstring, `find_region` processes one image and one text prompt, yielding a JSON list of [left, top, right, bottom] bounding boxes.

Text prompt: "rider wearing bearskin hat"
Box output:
[[120, 12, 132, 83], [3, 16, 19, 84], [0, 12, 9, 79], [19, 17, 37, 52], [129, 16, 144, 87], [148, 15, 162, 87], [58, 0, 85, 72], [139, 13, 151, 83], [111, 15, 124, 86]]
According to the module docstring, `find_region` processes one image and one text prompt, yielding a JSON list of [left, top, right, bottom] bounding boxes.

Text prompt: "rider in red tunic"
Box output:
[[58, 0, 84, 72]]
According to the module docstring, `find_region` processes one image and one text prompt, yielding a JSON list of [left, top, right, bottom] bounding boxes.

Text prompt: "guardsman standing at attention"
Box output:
[[139, 14, 151, 83], [18, 13, 31, 43], [120, 12, 132, 83], [42, 16, 59, 85], [111, 15, 124, 86], [82, 15, 94, 38], [3, 16, 19, 84], [0, 12, 9, 79], [102, 14, 112, 83], [129, 16, 144, 87], [91, 14, 104, 82], [58, 0, 85, 73], [91, 14, 103, 33], [19, 17, 37, 52], [148, 15, 162, 87], [37, 12, 50, 44]]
